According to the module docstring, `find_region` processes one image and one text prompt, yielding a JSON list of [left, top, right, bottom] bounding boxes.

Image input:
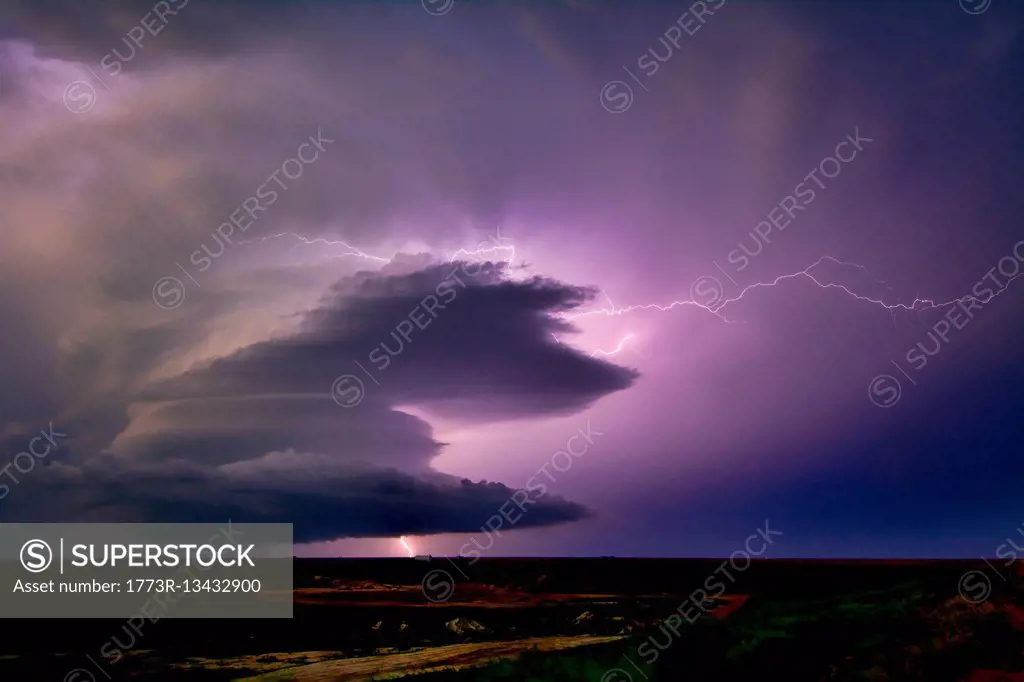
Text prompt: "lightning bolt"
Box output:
[[399, 536, 415, 557], [238, 228, 516, 268], [237, 232, 395, 264], [588, 333, 636, 357], [445, 226, 516, 267], [241, 234, 1016, 359], [714, 256, 962, 315], [566, 256, 995, 323], [550, 331, 636, 359], [593, 333, 636, 357]]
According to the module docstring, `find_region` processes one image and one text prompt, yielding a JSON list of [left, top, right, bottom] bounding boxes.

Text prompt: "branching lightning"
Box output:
[[242, 233, 1003, 360], [238, 232, 395, 264], [445, 226, 516, 268], [237, 228, 516, 268], [565, 256, 984, 324]]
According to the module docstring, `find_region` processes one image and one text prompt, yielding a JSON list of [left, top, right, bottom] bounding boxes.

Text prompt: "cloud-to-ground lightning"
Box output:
[[399, 536, 415, 557]]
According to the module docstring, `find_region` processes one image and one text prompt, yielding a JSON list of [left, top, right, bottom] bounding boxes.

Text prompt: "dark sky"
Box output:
[[0, 0, 1021, 558]]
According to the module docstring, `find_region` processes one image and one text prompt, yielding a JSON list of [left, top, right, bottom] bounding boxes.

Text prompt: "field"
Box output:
[[2, 558, 1022, 680]]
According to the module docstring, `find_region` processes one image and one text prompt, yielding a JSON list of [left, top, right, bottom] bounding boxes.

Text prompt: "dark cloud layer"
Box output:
[[147, 263, 635, 414], [12, 453, 590, 544], [1, 259, 632, 541]]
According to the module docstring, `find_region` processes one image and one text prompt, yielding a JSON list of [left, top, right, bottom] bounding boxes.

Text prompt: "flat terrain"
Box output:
[[1, 559, 1020, 680], [231, 635, 624, 681]]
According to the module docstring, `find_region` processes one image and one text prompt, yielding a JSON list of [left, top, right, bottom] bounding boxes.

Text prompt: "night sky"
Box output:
[[0, 0, 1022, 558]]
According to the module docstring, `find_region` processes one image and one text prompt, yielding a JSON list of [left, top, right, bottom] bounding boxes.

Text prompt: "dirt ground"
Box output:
[[229, 635, 625, 681]]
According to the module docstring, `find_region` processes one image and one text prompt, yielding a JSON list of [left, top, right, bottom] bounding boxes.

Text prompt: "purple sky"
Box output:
[[0, 0, 1022, 558]]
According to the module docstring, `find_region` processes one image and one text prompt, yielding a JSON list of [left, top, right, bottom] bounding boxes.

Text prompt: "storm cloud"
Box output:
[[1, 0, 1022, 557]]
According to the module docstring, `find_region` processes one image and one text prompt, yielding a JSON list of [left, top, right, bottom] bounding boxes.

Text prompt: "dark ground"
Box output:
[[1, 558, 1021, 681]]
